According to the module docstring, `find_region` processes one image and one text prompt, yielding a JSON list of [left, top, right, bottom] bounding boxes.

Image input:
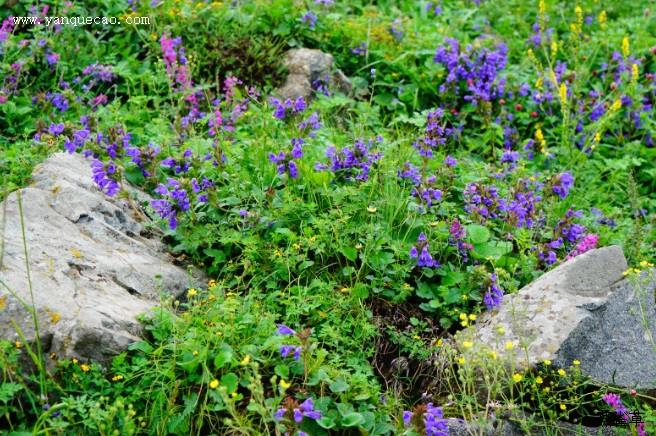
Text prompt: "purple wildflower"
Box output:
[[409, 233, 440, 268]]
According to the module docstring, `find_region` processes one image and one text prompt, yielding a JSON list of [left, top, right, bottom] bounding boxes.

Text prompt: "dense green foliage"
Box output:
[[1, 0, 655, 434]]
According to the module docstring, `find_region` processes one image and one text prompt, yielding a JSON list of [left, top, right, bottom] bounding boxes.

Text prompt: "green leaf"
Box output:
[[341, 412, 365, 427], [213, 343, 234, 369], [416, 282, 436, 299], [352, 283, 369, 299], [220, 373, 239, 394], [466, 224, 490, 244], [329, 377, 349, 393], [204, 248, 226, 263], [0, 383, 22, 403], [341, 246, 357, 262], [317, 416, 337, 429], [274, 364, 289, 379], [473, 241, 512, 260]]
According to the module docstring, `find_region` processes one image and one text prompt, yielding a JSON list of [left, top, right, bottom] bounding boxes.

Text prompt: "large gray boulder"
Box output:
[[471, 246, 656, 389], [0, 152, 204, 364], [276, 48, 352, 101]]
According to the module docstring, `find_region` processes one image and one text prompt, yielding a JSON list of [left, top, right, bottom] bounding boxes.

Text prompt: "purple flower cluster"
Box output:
[[403, 403, 448, 436], [91, 158, 120, 196], [301, 11, 317, 30], [413, 109, 448, 158], [566, 233, 599, 260], [483, 273, 504, 310], [270, 97, 306, 120], [277, 324, 303, 361], [504, 178, 543, 228], [126, 143, 160, 177], [270, 139, 304, 179], [449, 219, 473, 261], [409, 233, 440, 269], [160, 35, 192, 93], [315, 138, 382, 182], [434, 38, 508, 105], [351, 42, 367, 56], [275, 397, 321, 433], [463, 183, 505, 221], [390, 18, 403, 41], [398, 162, 443, 210], [551, 172, 574, 199], [601, 393, 646, 435], [152, 178, 191, 230]]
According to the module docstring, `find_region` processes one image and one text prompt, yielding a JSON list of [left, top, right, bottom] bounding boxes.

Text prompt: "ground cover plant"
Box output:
[[1, 0, 655, 434]]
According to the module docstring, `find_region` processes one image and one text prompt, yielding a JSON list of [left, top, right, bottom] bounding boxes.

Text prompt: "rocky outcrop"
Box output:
[[470, 246, 656, 390], [0, 152, 204, 365], [276, 48, 352, 101]]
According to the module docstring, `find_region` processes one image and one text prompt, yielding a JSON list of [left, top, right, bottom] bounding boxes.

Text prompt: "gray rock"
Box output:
[[276, 48, 352, 101], [470, 246, 656, 390], [0, 152, 204, 365], [447, 416, 617, 435]]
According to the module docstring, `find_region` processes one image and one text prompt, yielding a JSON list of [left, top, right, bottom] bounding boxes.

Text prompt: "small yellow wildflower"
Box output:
[[112, 375, 124, 381], [240, 355, 251, 365], [536, 376, 543, 385], [468, 314, 476, 321], [367, 206, 377, 213], [560, 404, 567, 411], [598, 11, 607, 27], [15, 341, 22, 349], [72, 357, 78, 364], [208, 279, 217, 288], [622, 36, 630, 58], [512, 373, 523, 383], [209, 379, 219, 389], [505, 341, 514, 350], [80, 364, 90, 372], [489, 351, 497, 360], [459, 313, 467, 321], [559, 83, 567, 107], [436, 339, 443, 347], [543, 387, 551, 393], [551, 41, 558, 58], [639, 260, 654, 268], [462, 341, 473, 349], [457, 356, 466, 364], [573, 360, 580, 366], [279, 379, 291, 389], [632, 64, 639, 82], [462, 294, 469, 301], [231, 392, 238, 398], [558, 369, 566, 376], [610, 99, 622, 112], [187, 288, 198, 298], [292, 243, 301, 251], [496, 326, 506, 335], [544, 360, 552, 366]]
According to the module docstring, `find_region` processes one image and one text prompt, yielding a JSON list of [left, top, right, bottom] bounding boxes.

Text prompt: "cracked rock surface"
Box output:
[[469, 246, 656, 390], [0, 152, 204, 364]]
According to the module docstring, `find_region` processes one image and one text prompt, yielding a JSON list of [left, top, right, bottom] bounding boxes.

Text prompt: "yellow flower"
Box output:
[[558, 369, 566, 376], [543, 387, 551, 393], [187, 288, 198, 298], [72, 357, 78, 364], [0, 295, 6, 311], [550, 40, 558, 58], [489, 351, 497, 360], [573, 360, 580, 366], [496, 326, 505, 335], [462, 341, 473, 349], [459, 313, 467, 321], [208, 279, 217, 288], [505, 341, 514, 350], [543, 360, 552, 366], [560, 404, 567, 411], [231, 392, 238, 398], [436, 339, 443, 347], [112, 375, 124, 381], [279, 379, 291, 389], [598, 10, 607, 27], [468, 314, 476, 321], [632, 63, 639, 82], [559, 83, 567, 107], [512, 373, 523, 383], [80, 364, 90, 372], [209, 379, 219, 389], [49, 310, 62, 324], [462, 294, 469, 301], [15, 341, 22, 349], [610, 99, 622, 112], [622, 37, 630, 58], [240, 355, 251, 365], [367, 206, 377, 213], [536, 376, 543, 385], [457, 356, 466, 364]]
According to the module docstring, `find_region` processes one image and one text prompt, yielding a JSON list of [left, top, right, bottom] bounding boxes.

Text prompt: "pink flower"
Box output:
[[567, 234, 599, 260]]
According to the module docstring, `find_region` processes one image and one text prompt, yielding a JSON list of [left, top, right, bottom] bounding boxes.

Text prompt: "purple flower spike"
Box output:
[[277, 324, 296, 335]]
